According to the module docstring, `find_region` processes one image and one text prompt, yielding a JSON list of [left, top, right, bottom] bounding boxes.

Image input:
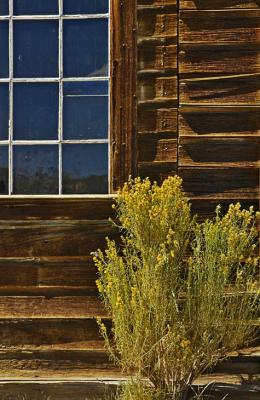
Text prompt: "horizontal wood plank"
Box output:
[[139, 137, 177, 162], [191, 198, 259, 219], [0, 319, 108, 351], [180, 74, 260, 105], [181, 0, 260, 9], [0, 350, 118, 379], [0, 257, 97, 289], [138, 76, 178, 101], [0, 381, 118, 400], [138, 44, 177, 72], [179, 107, 260, 136], [138, 13, 177, 39], [138, 107, 178, 134], [0, 198, 114, 221], [0, 296, 107, 319], [179, 167, 259, 198], [180, 11, 260, 44], [138, 0, 177, 6], [179, 137, 260, 167], [138, 161, 177, 182], [0, 220, 117, 257], [179, 44, 260, 75], [0, 380, 259, 400]]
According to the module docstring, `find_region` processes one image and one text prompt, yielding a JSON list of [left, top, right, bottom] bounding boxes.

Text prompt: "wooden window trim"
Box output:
[[110, 0, 137, 193]]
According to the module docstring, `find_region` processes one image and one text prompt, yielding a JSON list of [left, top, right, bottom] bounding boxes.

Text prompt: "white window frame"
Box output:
[[0, 0, 111, 196]]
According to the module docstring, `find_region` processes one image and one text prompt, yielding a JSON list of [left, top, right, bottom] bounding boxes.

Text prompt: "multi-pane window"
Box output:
[[0, 0, 109, 195]]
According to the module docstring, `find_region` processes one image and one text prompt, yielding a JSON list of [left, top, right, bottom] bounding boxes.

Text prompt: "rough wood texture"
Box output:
[[179, 107, 260, 137], [0, 318, 107, 350], [180, 11, 260, 44], [0, 220, 117, 257], [110, 0, 137, 191], [179, 167, 259, 198], [138, 107, 178, 133], [180, 75, 260, 105], [179, 137, 260, 167], [179, 44, 260, 75], [0, 297, 107, 319], [181, 0, 260, 9], [0, 198, 115, 220]]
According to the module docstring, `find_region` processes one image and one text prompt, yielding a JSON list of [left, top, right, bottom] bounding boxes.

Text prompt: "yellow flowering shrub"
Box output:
[[94, 177, 259, 400]]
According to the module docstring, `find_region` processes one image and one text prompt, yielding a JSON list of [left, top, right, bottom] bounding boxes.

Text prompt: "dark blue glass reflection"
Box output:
[[62, 144, 108, 194], [14, 83, 59, 140], [63, 81, 108, 140], [13, 145, 59, 194], [63, 81, 108, 96], [0, 146, 8, 194], [0, 22, 9, 78], [63, 0, 108, 14], [0, 1, 9, 15], [63, 19, 108, 77], [14, 0, 59, 15], [0, 84, 9, 141], [14, 21, 59, 78]]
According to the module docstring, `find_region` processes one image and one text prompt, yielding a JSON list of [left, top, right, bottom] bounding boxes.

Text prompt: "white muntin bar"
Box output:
[[0, 14, 109, 20], [58, 0, 63, 194], [0, 77, 109, 83], [8, 0, 13, 195]]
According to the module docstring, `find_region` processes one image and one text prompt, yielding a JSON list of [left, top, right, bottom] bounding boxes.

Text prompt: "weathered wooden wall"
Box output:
[[137, 0, 260, 217], [0, 0, 258, 397]]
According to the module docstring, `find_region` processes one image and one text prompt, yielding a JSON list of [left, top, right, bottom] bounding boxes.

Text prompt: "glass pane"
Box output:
[[63, 82, 108, 140], [14, 0, 59, 15], [13, 145, 59, 194], [63, 19, 108, 78], [63, 0, 108, 14], [0, 1, 9, 15], [13, 83, 59, 140], [14, 21, 59, 78], [63, 81, 108, 96], [0, 84, 9, 141], [0, 145, 8, 194], [0, 21, 9, 78], [62, 144, 108, 194]]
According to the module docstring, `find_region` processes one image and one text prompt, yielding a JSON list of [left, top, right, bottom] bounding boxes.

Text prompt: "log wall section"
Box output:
[[0, 1, 259, 397]]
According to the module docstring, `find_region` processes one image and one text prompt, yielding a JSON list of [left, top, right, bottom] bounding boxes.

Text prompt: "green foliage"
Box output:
[[94, 176, 260, 400]]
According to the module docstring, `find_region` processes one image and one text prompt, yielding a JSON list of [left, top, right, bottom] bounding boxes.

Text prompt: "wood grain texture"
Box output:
[[179, 137, 260, 167], [181, 0, 260, 9], [191, 198, 259, 219], [110, 0, 137, 191], [0, 318, 108, 350], [138, 44, 177, 72], [180, 11, 260, 44], [0, 350, 118, 379], [138, 0, 177, 6], [0, 381, 118, 400], [138, 12, 177, 40], [0, 198, 115, 220], [0, 296, 107, 319], [138, 161, 177, 182], [180, 74, 260, 105], [179, 108, 260, 137], [179, 44, 260, 75], [139, 136, 177, 162], [179, 167, 259, 198], [138, 76, 178, 101], [0, 220, 117, 257], [138, 107, 178, 133], [0, 257, 97, 291], [0, 380, 259, 400]]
